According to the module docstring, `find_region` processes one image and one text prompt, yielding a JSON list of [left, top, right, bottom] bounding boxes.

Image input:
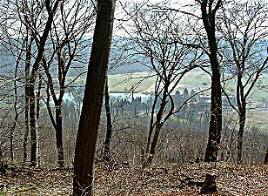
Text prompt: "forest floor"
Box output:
[[0, 162, 267, 195]]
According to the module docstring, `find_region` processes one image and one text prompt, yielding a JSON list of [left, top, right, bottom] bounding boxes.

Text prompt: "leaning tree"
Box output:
[[73, 0, 116, 195]]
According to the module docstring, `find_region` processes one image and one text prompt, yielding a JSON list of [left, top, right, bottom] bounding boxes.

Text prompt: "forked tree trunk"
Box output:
[[44, 84, 65, 168], [103, 78, 113, 162], [26, 0, 60, 167], [144, 89, 167, 168], [73, 1, 115, 195], [145, 93, 158, 154], [144, 123, 162, 167]]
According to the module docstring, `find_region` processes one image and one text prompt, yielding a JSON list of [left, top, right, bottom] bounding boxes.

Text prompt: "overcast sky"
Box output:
[[114, 0, 268, 36]]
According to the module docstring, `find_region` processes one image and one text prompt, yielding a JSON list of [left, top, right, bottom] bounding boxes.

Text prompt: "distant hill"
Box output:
[[0, 37, 267, 76]]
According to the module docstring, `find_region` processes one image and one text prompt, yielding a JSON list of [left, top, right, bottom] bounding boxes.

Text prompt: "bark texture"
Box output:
[[264, 147, 268, 164], [201, 0, 223, 162], [73, 1, 115, 195]]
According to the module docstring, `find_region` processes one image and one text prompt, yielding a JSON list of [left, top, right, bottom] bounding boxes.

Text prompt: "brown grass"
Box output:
[[0, 162, 267, 195]]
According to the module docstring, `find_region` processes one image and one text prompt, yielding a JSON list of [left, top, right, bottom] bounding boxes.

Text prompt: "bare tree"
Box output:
[[125, 6, 203, 167], [194, 0, 223, 162], [176, 0, 222, 162], [73, 0, 116, 195], [219, 0, 268, 163], [15, 0, 61, 166], [151, 0, 224, 162], [41, 0, 95, 168], [0, 1, 33, 163], [0, 12, 24, 162]]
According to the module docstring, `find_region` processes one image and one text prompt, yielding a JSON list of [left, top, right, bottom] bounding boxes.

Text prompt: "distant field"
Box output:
[[107, 70, 268, 132], [108, 70, 211, 94], [68, 70, 268, 131], [108, 72, 156, 93], [247, 110, 268, 130], [68, 69, 268, 103], [107, 69, 268, 103]]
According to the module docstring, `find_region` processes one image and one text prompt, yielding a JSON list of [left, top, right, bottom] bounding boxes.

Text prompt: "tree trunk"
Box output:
[[103, 78, 113, 162], [73, 0, 115, 195], [204, 68, 222, 162], [44, 78, 65, 168], [200, 1, 223, 162], [29, 83, 37, 167], [10, 51, 21, 161], [145, 89, 159, 154], [36, 73, 42, 166], [36, 74, 42, 120], [237, 108, 246, 164], [24, 36, 32, 163], [0, 144, 2, 162], [10, 115, 18, 162], [144, 123, 162, 167], [144, 89, 167, 167], [264, 147, 268, 164], [45, 89, 65, 168], [23, 1, 60, 167], [55, 103, 64, 168], [24, 91, 30, 163], [27, 0, 60, 167]]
